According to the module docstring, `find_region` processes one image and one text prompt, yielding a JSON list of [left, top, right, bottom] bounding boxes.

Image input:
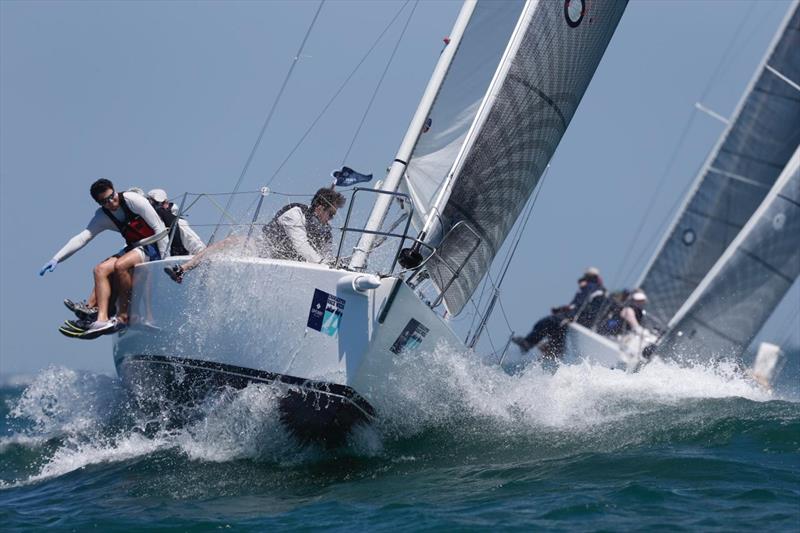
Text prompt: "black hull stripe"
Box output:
[[123, 355, 377, 418]]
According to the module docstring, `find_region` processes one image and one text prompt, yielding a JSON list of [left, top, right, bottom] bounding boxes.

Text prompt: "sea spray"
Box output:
[[0, 349, 791, 490]]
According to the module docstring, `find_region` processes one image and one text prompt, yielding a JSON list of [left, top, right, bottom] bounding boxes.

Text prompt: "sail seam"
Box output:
[[707, 167, 774, 190], [717, 147, 788, 170], [686, 315, 745, 346], [739, 247, 796, 284], [777, 193, 800, 208], [507, 73, 568, 130], [684, 207, 745, 230], [753, 85, 800, 102]]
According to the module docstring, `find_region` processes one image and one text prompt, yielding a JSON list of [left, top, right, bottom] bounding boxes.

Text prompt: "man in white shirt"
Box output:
[[164, 187, 345, 283], [40, 178, 167, 336]]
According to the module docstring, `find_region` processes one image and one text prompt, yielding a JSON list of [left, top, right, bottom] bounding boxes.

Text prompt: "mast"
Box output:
[[417, 1, 533, 247], [349, 0, 477, 271]]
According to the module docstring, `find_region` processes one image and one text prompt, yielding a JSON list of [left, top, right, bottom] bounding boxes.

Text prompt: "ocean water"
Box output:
[[1, 350, 798, 531]]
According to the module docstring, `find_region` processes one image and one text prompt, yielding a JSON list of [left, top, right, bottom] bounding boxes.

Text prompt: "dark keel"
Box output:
[[117, 355, 376, 447]]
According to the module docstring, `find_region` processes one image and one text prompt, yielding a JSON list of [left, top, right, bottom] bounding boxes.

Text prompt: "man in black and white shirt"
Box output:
[[40, 178, 167, 336]]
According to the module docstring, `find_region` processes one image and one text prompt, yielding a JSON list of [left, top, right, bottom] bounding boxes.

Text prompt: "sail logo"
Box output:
[[564, 0, 585, 28], [390, 318, 430, 355], [307, 289, 345, 337]]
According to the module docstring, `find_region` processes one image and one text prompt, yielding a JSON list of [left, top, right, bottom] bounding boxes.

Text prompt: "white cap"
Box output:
[[148, 189, 168, 203], [631, 289, 647, 302], [584, 266, 600, 277]]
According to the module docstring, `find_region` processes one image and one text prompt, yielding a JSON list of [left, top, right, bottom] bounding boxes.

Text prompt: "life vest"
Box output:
[[154, 203, 189, 256], [261, 203, 332, 261], [102, 191, 156, 246]]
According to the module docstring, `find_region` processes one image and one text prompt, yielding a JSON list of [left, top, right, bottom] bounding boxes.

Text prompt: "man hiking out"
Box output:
[[40, 178, 167, 337]]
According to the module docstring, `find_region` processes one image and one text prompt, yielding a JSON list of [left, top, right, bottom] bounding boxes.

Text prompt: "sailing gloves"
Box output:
[[39, 259, 58, 276]]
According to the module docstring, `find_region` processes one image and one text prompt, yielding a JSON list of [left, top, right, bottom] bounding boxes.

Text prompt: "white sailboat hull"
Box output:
[[563, 323, 631, 370], [113, 257, 463, 443]]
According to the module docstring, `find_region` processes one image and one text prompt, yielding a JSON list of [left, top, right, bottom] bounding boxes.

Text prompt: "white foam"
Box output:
[[373, 344, 775, 435], [1, 350, 784, 488]]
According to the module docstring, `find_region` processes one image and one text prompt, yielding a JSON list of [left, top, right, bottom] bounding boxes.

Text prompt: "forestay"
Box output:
[[404, 0, 628, 316], [661, 146, 800, 360], [638, 2, 800, 327]]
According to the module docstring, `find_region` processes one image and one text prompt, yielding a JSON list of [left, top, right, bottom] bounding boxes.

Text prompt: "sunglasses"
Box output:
[[97, 191, 116, 205]]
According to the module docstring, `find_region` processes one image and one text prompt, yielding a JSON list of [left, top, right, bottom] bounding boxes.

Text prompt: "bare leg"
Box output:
[[180, 236, 241, 272], [93, 257, 118, 322], [114, 249, 144, 324], [87, 287, 97, 308]]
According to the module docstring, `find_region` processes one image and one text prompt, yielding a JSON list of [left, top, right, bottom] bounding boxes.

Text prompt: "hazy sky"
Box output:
[[1, 0, 797, 377]]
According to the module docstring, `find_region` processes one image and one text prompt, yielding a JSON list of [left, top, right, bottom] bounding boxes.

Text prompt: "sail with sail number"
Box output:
[[402, 0, 628, 316], [661, 146, 800, 360], [637, 2, 800, 327]]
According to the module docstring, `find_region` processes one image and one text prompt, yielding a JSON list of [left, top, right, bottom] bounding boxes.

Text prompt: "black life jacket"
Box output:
[[601, 303, 645, 336], [103, 191, 156, 246], [261, 203, 332, 261], [154, 204, 189, 256]]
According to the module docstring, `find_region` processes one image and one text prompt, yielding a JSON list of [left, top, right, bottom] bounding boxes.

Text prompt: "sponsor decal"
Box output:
[[390, 318, 430, 355], [307, 289, 345, 337]]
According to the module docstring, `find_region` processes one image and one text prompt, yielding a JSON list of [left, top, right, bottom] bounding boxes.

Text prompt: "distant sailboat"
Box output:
[[564, 1, 800, 377], [114, 0, 628, 443]]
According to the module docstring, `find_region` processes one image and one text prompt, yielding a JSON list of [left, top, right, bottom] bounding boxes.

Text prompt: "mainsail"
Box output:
[[404, 0, 628, 315], [637, 2, 800, 327], [661, 146, 800, 360]]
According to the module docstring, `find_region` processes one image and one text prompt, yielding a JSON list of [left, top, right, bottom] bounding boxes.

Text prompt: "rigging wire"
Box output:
[[465, 169, 546, 339], [264, 0, 412, 188], [468, 169, 550, 349], [340, 1, 419, 166], [209, 0, 326, 244]]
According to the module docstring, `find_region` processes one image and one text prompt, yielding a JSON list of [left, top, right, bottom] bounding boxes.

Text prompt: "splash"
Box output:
[[373, 343, 774, 435], [0, 349, 786, 488]]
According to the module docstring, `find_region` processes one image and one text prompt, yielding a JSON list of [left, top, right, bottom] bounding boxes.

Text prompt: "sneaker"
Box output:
[[82, 317, 124, 339], [63, 299, 99, 321], [511, 336, 532, 353], [164, 265, 184, 284], [63, 318, 93, 333]]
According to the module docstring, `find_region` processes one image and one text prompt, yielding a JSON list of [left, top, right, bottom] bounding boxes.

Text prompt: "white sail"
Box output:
[[662, 145, 800, 360], [638, 2, 800, 327], [404, 0, 628, 315], [402, 0, 526, 230]]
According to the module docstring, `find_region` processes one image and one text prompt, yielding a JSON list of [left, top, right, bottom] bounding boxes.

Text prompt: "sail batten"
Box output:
[[638, 2, 800, 326]]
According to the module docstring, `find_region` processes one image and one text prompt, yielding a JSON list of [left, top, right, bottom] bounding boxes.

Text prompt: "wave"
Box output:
[[1, 348, 797, 489]]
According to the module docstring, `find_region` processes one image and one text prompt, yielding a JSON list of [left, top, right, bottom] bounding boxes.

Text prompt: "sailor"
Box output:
[[598, 289, 648, 337], [40, 178, 167, 336], [261, 187, 345, 262], [511, 267, 606, 357], [146, 189, 206, 257], [164, 187, 345, 283]]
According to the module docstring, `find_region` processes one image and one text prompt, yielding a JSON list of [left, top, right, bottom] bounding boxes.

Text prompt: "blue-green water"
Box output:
[[2, 355, 799, 531]]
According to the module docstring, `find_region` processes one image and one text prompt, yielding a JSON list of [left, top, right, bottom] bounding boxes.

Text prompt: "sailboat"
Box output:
[[563, 1, 800, 376], [113, 0, 628, 443]]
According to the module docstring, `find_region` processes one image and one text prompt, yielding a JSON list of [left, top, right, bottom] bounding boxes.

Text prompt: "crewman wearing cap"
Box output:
[[512, 267, 606, 357], [147, 189, 206, 258], [598, 288, 649, 337], [619, 289, 648, 334]]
